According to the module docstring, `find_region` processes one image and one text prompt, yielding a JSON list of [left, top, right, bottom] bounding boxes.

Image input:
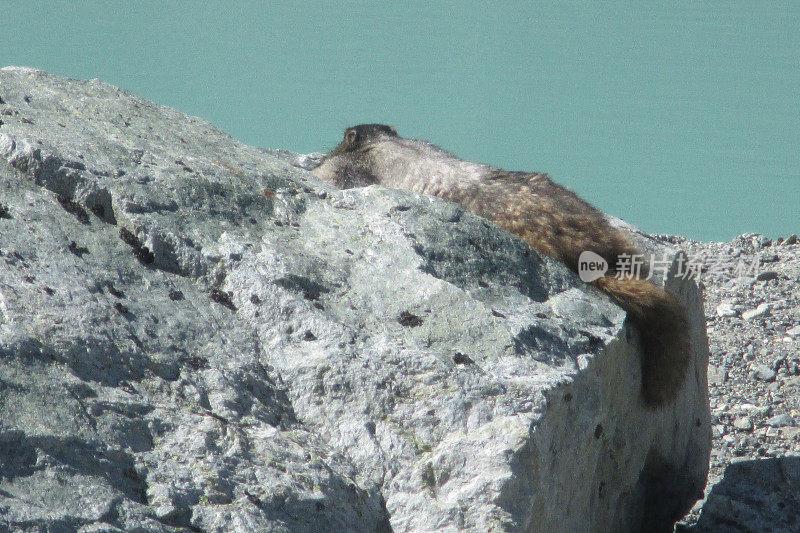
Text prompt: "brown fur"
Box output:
[[313, 125, 692, 407]]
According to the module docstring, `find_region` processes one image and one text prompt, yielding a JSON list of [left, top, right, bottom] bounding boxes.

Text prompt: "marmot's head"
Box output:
[[312, 124, 398, 188], [327, 124, 398, 157]]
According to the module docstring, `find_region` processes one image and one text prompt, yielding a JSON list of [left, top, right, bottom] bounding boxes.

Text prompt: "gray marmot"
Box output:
[[313, 124, 691, 407]]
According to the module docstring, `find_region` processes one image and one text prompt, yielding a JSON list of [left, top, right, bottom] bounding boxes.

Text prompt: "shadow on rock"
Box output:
[[1, 430, 148, 505], [685, 456, 800, 532]]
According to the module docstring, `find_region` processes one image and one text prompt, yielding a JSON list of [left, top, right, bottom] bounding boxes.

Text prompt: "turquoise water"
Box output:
[[2, 2, 797, 241]]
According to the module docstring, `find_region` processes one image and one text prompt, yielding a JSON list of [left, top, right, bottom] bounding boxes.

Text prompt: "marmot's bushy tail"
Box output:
[[593, 276, 692, 407]]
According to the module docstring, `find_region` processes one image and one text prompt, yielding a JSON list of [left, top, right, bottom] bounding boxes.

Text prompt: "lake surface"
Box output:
[[2, 2, 797, 240]]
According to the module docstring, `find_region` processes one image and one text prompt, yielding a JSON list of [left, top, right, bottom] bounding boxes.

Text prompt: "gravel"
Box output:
[[662, 233, 800, 531]]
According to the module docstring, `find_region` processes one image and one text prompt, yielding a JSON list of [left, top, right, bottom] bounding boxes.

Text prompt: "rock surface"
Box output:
[[687, 457, 800, 533], [0, 68, 710, 532]]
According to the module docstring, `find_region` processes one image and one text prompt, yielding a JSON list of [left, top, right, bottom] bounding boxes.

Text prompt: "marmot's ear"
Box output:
[[345, 129, 358, 145], [388, 126, 397, 135]]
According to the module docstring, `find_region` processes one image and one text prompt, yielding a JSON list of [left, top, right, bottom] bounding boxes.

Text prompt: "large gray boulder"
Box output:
[[0, 67, 710, 532]]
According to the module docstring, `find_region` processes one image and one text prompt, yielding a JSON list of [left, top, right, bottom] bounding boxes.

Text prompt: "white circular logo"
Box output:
[[578, 251, 608, 282]]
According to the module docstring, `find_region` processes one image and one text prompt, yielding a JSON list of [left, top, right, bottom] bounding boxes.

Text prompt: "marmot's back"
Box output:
[[313, 125, 691, 407]]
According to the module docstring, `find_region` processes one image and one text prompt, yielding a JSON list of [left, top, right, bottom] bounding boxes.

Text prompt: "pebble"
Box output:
[[756, 271, 779, 281], [708, 364, 728, 385], [736, 404, 771, 417], [771, 299, 787, 311], [753, 364, 777, 382], [716, 302, 738, 317], [733, 416, 753, 431], [765, 414, 796, 427], [787, 325, 800, 338], [744, 345, 757, 361], [726, 277, 756, 288], [742, 303, 771, 320], [755, 406, 772, 417], [783, 428, 800, 440]]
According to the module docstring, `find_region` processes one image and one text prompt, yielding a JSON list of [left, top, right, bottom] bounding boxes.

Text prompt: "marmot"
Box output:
[[312, 124, 691, 407]]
